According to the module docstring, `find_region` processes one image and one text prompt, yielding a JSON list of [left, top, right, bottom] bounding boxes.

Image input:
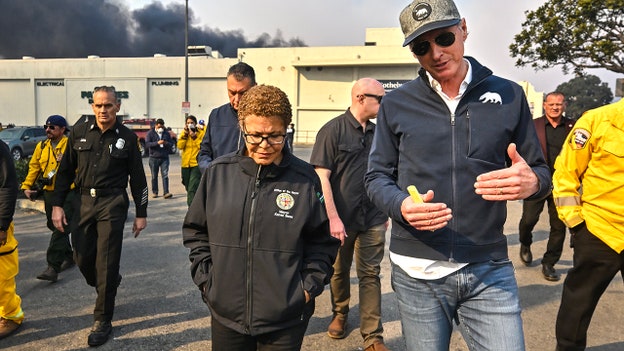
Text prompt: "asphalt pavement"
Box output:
[[3, 146, 623, 351]]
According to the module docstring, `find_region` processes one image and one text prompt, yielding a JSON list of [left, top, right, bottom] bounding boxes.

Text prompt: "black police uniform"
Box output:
[[52, 120, 148, 323]]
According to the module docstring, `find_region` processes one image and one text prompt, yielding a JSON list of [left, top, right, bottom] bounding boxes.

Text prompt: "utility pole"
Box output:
[[184, 0, 189, 119]]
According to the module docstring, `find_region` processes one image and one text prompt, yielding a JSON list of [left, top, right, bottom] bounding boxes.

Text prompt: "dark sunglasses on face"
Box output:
[[362, 93, 383, 104], [44, 125, 57, 130], [411, 32, 456, 56]]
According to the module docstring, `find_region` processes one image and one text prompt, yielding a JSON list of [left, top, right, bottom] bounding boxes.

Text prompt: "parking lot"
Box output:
[[0, 126, 48, 160], [3, 147, 623, 351]]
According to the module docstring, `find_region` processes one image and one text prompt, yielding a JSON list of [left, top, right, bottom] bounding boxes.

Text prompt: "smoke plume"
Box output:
[[0, 0, 306, 59]]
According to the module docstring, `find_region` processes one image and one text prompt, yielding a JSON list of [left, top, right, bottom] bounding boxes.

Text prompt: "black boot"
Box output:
[[87, 320, 112, 347]]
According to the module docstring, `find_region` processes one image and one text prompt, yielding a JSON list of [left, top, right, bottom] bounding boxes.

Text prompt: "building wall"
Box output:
[[0, 55, 236, 127], [0, 79, 34, 125], [518, 80, 545, 119], [0, 28, 543, 143]]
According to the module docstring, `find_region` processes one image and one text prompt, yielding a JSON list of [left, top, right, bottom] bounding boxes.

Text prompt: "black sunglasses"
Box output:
[[362, 93, 383, 104], [43, 125, 57, 130], [411, 32, 456, 56]]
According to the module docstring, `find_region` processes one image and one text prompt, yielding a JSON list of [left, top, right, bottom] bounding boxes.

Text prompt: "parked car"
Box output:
[[0, 126, 48, 160], [121, 118, 177, 157]]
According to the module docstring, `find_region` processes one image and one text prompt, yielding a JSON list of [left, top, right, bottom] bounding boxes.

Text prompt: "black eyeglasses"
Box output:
[[243, 133, 287, 145], [362, 93, 383, 104], [411, 32, 456, 56], [43, 125, 57, 130]]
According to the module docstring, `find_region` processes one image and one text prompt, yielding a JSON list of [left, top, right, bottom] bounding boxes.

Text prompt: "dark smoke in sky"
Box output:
[[0, 0, 306, 59]]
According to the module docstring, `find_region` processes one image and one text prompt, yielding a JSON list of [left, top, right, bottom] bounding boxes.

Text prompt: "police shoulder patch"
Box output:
[[570, 128, 591, 150]]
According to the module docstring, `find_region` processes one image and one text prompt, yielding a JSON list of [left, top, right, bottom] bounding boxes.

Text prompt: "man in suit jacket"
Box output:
[[518, 91, 575, 281]]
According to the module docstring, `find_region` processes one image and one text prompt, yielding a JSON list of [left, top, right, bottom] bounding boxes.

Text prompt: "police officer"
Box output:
[[51, 85, 148, 347], [21, 115, 75, 282]]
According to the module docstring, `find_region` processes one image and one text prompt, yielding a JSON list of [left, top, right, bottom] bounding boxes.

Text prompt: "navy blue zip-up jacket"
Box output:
[[365, 57, 550, 263], [197, 103, 245, 172], [183, 148, 339, 335], [145, 128, 173, 159]]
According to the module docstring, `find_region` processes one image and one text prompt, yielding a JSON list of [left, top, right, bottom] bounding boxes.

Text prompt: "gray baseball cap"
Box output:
[[400, 0, 461, 47]]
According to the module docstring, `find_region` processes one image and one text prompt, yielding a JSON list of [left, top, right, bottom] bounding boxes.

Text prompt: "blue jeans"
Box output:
[[149, 157, 169, 194], [391, 259, 525, 351]]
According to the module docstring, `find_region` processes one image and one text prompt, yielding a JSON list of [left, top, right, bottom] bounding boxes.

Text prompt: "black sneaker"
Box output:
[[87, 320, 112, 347]]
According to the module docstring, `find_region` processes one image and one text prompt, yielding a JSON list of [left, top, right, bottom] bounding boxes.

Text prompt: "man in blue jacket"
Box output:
[[146, 118, 173, 198], [197, 62, 256, 172], [365, 0, 550, 350]]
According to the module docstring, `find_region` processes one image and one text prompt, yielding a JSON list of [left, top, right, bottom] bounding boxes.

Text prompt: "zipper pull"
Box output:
[[450, 113, 456, 126]]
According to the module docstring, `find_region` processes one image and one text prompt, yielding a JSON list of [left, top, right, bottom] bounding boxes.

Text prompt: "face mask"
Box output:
[[157, 128, 164, 133], [187, 123, 196, 129]]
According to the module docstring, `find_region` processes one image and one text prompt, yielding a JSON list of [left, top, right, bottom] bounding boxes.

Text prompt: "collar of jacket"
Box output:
[[235, 147, 293, 179], [89, 120, 123, 135]]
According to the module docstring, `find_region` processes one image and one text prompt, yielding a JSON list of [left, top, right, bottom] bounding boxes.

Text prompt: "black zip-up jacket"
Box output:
[[183, 148, 339, 335], [365, 57, 550, 263]]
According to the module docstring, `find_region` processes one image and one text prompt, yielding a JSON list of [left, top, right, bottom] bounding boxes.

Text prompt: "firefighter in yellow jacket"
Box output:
[[177, 115, 205, 206], [552, 98, 624, 351], [0, 137, 22, 339], [21, 115, 75, 282]]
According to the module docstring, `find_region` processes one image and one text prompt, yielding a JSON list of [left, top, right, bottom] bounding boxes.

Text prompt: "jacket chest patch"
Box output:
[[274, 189, 297, 219], [276, 192, 295, 210]]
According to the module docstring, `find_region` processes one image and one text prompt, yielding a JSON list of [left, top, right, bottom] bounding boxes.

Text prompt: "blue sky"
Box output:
[[129, 0, 621, 95]]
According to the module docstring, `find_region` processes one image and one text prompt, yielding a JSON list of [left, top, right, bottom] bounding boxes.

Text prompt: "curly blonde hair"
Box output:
[[237, 85, 292, 128]]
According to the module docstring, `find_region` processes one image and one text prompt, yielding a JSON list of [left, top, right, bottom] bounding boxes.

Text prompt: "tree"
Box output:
[[556, 75, 613, 119], [509, 0, 624, 75]]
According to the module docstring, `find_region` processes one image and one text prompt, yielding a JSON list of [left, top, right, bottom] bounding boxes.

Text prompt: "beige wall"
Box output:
[[518, 80, 545, 119], [0, 55, 236, 127], [0, 28, 544, 141]]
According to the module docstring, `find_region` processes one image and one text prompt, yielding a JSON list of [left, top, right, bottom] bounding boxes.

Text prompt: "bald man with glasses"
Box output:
[[311, 78, 389, 351]]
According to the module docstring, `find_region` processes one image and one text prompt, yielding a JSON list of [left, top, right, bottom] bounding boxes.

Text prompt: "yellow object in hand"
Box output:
[[407, 185, 423, 203]]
